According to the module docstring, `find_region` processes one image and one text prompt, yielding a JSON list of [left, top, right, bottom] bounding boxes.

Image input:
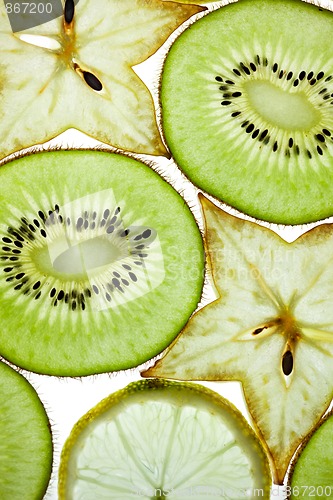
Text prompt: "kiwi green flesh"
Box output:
[[59, 379, 271, 498], [0, 150, 204, 376], [289, 410, 333, 498], [0, 361, 52, 499], [161, 0, 333, 225]]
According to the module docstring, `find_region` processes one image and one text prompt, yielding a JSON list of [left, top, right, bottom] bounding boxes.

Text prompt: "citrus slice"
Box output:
[[0, 361, 52, 499], [59, 379, 271, 499], [288, 409, 333, 499]]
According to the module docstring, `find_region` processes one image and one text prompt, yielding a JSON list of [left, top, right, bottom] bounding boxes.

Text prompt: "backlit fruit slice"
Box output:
[[0, 0, 204, 160], [0, 150, 204, 376], [160, 0, 333, 224], [288, 409, 333, 499], [58, 379, 271, 499], [0, 361, 52, 500], [144, 194, 333, 484]]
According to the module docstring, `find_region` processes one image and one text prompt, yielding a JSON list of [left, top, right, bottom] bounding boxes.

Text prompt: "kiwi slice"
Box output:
[[0, 361, 52, 499], [160, 0, 333, 224], [288, 409, 333, 499], [58, 379, 271, 498], [0, 150, 204, 376]]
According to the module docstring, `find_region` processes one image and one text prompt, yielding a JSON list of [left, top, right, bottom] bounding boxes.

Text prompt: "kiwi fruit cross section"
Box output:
[[160, 0, 333, 224], [0, 361, 52, 500], [0, 150, 204, 376]]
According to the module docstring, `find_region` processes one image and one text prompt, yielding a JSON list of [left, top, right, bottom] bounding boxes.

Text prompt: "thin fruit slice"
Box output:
[[0, 150, 204, 376], [288, 409, 333, 499], [58, 379, 271, 498], [160, 0, 333, 224], [0, 0, 204, 159], [144, 194, 333, 484], [0, 361, 52, 499]]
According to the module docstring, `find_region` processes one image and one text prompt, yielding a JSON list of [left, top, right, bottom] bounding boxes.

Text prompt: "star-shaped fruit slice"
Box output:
[[0, 0, 203, 159], [144, 194, 333, 484]]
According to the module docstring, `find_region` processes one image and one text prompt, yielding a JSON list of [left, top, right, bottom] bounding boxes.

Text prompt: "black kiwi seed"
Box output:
[[289, 138, 293, 148], [83, 71, 103, 92], [231, 111, 241, 117], [299, 71, 306, 80], [142, 229, 152, 238], [215, 76, 223, 82], [323, 129, 331, 136], [233, 68, 241, 76], [259, 130, 268, 141], [316, 134, 325, 142], [273, 142, 278, 152], [317, 146, 323, 155], [240, 62, 250, 75]]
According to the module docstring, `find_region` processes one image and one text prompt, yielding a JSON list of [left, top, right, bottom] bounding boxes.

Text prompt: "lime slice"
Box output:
[[289, 410, 333, 499], [59, 379, 271, 499], [0, 361, 52, 499]]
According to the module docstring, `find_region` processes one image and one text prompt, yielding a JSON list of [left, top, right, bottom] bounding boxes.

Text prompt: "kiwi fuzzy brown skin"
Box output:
[[157, 0, 333, 225], [0, 147, 205, 376]]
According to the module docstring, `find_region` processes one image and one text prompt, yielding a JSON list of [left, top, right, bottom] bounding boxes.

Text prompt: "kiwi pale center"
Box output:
[[245, 80, 321, 131], [52, 238, 122, 277]]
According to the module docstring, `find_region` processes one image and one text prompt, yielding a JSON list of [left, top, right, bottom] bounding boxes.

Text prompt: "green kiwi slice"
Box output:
[[288, 410, 333, 499], [58, 379, 271, 498], [0, 361, 52, 499], [161, 0, 333, 225], [0, 150, 204, 376]]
